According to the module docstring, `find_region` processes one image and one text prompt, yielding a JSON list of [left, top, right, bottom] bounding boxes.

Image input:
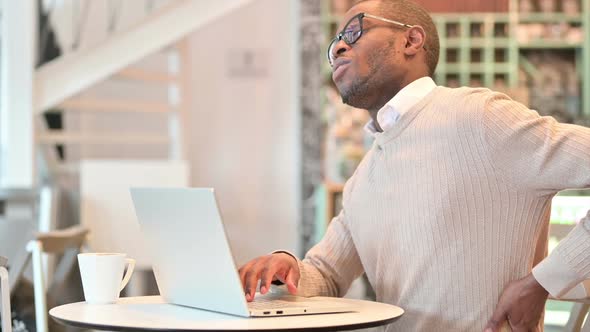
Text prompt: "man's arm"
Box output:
[[481, 92, 590, 295], [238, 175, 365, 300], [295, 208, 365, 297], [482, 92, 590, 194], [481, 92, 590, 331]]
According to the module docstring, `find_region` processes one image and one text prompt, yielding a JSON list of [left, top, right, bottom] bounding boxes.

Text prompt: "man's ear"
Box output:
[[404, 26, 426, 55]]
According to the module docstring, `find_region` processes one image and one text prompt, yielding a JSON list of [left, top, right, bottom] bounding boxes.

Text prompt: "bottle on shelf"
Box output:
[[519, 0, 535, 13], [538, 0, 556, 13], [562, 0, 580, 16]]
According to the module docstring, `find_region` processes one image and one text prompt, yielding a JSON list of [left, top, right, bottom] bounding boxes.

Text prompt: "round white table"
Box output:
[[49, 296, 404, 331]]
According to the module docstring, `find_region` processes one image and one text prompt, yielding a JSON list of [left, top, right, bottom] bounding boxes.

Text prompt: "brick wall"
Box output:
[[332, 0, 510, 14], [413, 0, 509, 12]]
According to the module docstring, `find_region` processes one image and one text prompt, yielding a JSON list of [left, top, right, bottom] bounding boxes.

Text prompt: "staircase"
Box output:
[[36, 0, 253, 112], [29, 0, 253, 181], [1, 0, 254, 300]]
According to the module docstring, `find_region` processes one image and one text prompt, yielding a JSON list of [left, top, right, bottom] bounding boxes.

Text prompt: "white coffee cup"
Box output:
[[78, 253, 135, 304]]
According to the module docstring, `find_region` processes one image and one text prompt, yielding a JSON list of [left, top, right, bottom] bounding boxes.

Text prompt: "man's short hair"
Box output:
[[354, 0, 440, 77]]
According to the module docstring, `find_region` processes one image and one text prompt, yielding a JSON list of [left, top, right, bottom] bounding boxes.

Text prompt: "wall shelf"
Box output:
[[518, 42, 583, 49], [518, 13, 582, 23], [434, 0, 589, 115]]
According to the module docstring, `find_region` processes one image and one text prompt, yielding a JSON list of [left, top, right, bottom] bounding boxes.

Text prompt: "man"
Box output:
[[238, 0, 590, 331]]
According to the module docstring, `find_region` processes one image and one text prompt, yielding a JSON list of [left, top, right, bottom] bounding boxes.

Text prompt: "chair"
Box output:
[[25, 226, 89, 332], [1, 186, 74, 332], [560, 279, 590, 332], [547, 213, 590, 332], [564, 301, 590, 332], [1, 256, 12, 332], [583, 310, 590, 332], [0, 188, 39, 295]]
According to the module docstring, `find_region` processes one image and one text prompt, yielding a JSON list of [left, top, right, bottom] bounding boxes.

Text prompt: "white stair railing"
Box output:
[[2, 0, 253, 187], [33, 0, 252, 179], [36, 0, 253, 113], [41, 0, 166, 57]]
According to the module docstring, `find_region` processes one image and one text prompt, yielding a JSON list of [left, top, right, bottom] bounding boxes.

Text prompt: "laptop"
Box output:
[[129, 187, 356, 317]]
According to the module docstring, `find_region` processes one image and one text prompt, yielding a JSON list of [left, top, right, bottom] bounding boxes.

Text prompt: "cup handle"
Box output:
[[120, 258, 135, 292]]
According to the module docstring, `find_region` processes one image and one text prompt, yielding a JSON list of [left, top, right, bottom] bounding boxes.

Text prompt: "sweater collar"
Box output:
[[365, 77, 437, 136], [373, 86, 442, 147]]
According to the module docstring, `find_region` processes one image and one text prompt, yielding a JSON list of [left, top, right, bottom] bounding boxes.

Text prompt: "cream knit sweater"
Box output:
[[297, 87, 590, 331]]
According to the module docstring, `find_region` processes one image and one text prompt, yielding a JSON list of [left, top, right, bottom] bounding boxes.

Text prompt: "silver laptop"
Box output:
[[129, 187, 356, 317]]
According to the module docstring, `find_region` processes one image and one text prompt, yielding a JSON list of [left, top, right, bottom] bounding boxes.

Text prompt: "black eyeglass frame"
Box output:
[[327, 12, 423, 66]]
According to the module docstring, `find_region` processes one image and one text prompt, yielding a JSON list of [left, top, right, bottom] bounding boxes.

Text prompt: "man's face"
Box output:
[[330, 1, 405, 109]]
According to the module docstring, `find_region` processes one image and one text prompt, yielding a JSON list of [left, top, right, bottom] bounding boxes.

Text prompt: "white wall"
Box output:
[[37, 0, 301, 265], [61, 0, 302, 264], [187, 0, 300, 264]]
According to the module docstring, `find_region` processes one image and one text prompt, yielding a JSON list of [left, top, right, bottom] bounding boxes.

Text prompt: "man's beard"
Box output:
[[339, 76, 370, 108], [338, 40, 396, 109]]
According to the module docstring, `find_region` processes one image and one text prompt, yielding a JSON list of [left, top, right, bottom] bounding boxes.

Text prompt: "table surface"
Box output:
[[50, 295, 403, 331], [551, 297, 590, 304], [564, 298, 590, 304]]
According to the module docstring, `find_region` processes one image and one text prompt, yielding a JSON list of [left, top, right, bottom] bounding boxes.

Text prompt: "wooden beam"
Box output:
[[37, 133, 170, 145], [58, 98, 174, 113], [114, 68, 178, 83], [35, 0, 254, 113]]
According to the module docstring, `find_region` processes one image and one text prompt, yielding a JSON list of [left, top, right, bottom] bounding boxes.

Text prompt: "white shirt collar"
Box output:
[[364, 76, 437, 135]]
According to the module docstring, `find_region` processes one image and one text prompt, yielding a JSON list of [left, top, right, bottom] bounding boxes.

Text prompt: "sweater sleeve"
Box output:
[[295, 207, 365, 297], [481, 92, 590, 298], [533, 211, 590, 298], [481, 92, 590, 193], [288, 167, 366, 298]]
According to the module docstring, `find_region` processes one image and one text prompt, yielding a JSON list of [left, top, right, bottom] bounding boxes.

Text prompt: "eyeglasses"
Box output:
[[327, 12, 419, 67]]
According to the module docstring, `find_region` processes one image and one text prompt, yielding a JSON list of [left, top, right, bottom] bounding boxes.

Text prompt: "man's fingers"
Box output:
[[238, 253, 299, 301], [484, 304, 507, 332], [260, 265, 281, 295], [238, 262, 254, 293], [244, 259, 266, 301], [272, 267, 297, 294], [506, 312, 524, 331], [285, 268, 299, 295], [243, 270, 258, 301], [485, 274, 547, 332], [506, 319, 532, 332], [508, 326, 528, 332], [484, 318, 505, 332], [508, 311, 541, 332]]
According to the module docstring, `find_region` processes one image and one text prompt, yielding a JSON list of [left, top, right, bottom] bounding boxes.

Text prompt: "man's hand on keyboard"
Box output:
[[238, 253, 300, 302]]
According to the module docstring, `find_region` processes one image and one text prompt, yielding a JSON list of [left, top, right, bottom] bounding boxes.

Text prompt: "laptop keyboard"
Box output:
[[248, 298, 308, 309]]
